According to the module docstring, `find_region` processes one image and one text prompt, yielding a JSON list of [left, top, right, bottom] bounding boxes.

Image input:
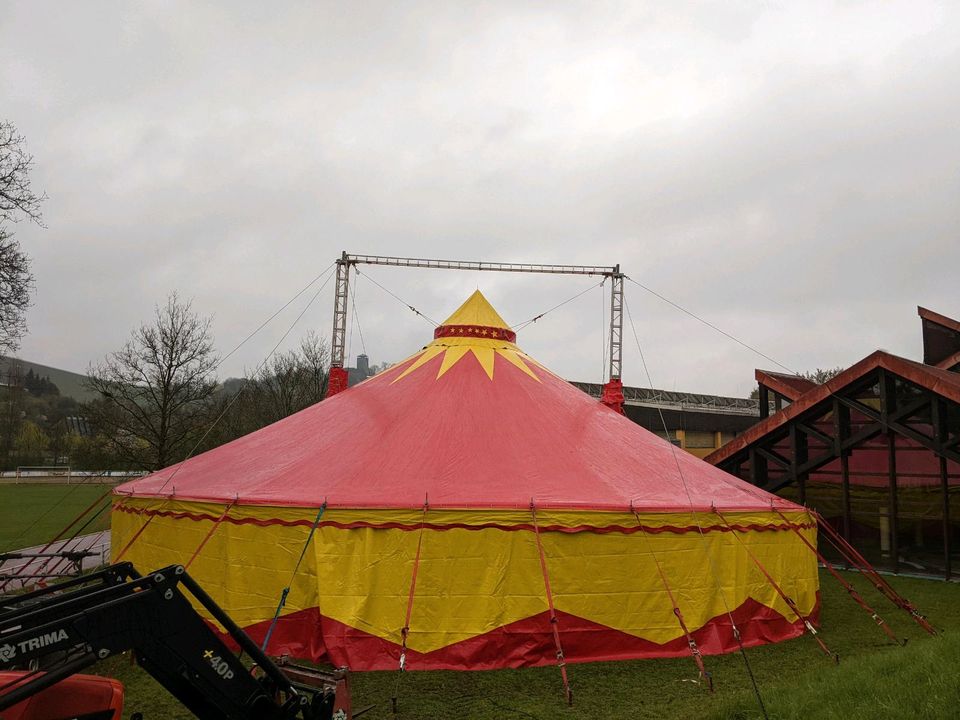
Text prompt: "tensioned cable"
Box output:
[[26, 264, 338, 565], [215, 262, 336, 371], [0, 482, 114, 591], [631, 508, 712, 690], [27, 496, 113, 583], [511, 279, 606, 332], [3, 471, 110, 554], [623, 295, 769, 719], [355, 268, 438, 326], [261, 501, 327, 653], [392, 500, 429, 714], [530, 502, 573, 706], [183, 500, 236, 571], [601, 281, 608, 383], [346, 277, 357, 366], [624, 275, 797, 375], [714, 507, 836, 661], [112, 497, 170, 563], [150, 268, 337, 498], [769, 505, 902, 647], [814, 511, 937, 636], [350, 275, 367, 357]]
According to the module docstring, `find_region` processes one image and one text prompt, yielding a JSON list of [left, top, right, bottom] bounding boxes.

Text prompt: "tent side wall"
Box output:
[[111, 499, 819, 670]]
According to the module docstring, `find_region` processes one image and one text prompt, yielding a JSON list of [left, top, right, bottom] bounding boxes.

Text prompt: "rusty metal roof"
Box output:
[[755, 369, 818, 402], [918, 306, 960, 367], [705, 349, 960, 465]]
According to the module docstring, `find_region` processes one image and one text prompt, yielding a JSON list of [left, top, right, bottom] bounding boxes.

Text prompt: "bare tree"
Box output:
[[0, 120, 43, 354], [254, 350, 307, 424], [296, 331, 330, 405], [246, 332, 330, 426], [84, 293, 220, 470], [200, 333, 330, 451]]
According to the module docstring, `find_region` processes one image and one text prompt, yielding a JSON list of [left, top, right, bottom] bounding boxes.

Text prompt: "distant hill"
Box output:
[[0, 357, 97, 402]]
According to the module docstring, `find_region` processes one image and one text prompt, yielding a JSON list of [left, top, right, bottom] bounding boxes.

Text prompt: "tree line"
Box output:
[[0, 293, 336, 472], [84, 294, 334, 471]]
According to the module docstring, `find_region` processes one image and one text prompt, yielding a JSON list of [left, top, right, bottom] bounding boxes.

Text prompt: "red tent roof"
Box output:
[[118, 291, 793, 512]]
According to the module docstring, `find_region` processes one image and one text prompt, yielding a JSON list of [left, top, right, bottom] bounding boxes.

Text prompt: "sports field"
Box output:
[[0, 483, 114, 552]]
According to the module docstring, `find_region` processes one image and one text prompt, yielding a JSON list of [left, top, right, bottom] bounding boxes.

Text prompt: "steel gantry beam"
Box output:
[[343, 255, 616, 276], [608, 269, 623, 381], [330, 251, 351, 371], [326, 253, 625, 396]]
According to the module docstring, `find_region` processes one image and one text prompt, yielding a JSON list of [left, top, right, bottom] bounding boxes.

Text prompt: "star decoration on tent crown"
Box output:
[[391, 290, 541, 382]]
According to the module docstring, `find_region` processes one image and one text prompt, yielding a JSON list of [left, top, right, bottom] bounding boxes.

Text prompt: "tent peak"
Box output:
[[433, 290, 517, 344], [440, 290, 510, 330]]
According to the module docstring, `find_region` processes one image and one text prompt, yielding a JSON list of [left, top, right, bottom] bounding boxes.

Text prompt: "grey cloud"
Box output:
[[1, 0, 957, 397]]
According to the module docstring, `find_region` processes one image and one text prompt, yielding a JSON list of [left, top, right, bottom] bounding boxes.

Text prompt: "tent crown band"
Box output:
[[434, 324, 516, 342]]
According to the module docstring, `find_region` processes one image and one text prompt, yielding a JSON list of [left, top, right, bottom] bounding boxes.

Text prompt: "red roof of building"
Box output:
[[918, 306, 960, 367], [707, 349, 960, 465], [755, 370, 818, 402], [117, 291, 793, 513]]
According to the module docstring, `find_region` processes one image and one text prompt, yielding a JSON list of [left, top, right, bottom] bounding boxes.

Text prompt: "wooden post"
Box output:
[[941, 456, 951, 580], [790, 425, 808, 505], [833, 398, 852, 544], [878, 370, 899, 573], [933, 398, 952, 580], [888, 431, 899, 574]]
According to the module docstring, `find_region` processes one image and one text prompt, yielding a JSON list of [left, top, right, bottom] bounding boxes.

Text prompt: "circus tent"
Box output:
[[111, 290, 819, 673]]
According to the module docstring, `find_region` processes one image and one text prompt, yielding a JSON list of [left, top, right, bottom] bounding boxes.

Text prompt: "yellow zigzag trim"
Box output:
[[391, 345, 541, 383]]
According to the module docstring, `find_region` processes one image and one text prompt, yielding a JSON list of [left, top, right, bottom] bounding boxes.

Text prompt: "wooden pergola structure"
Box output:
[[707, 307, 960, 579]]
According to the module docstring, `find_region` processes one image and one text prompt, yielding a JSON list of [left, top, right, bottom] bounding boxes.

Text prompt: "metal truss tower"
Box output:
[[326, 253, 625, 410]]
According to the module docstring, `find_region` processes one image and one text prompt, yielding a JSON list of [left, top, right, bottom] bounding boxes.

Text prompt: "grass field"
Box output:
[[0, 483, 114, 551], [87, 569, 959, 720]]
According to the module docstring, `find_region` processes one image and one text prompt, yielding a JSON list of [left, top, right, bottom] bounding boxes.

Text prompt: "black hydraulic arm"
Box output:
[[0, 563, 322, 719]]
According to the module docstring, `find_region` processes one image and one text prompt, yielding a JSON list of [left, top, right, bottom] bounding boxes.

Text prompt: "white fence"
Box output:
[[0, 470, 147, 485]]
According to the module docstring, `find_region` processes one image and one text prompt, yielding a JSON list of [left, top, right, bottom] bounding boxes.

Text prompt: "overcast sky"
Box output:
[[2, 1, 958, 398]]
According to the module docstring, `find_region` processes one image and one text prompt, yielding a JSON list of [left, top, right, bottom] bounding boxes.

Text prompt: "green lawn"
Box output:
[[0, 483, 114, 552], [87, 569, 959, 720]]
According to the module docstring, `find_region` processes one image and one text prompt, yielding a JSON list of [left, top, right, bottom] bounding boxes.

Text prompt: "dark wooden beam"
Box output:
[[790, 424, 808, 505], [796, 421, 834, 448], [933, 398, 952, 581], [796, 448, 843, 478], [879, 370, 900, 573], [758, 385, 770, 420], [941, 454, 951, 581], [833, 398, 852, 544], [888, 430, 899, 573], [842, 419, 883, 450], [887, 418, 960, 465], [879, 368, 895, 422], [836, 394, 882, 423], [756, 446, 792, 469], [889, 395, 934, 427], [836, 394, 960, 465]]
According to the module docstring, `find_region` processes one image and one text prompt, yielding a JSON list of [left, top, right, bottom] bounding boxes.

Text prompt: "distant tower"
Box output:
[[356, 354, 370, 377]]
